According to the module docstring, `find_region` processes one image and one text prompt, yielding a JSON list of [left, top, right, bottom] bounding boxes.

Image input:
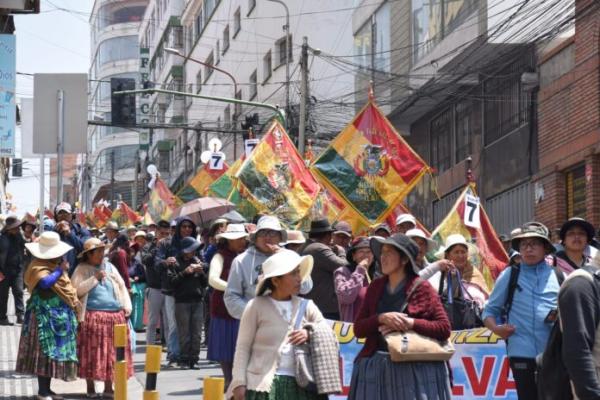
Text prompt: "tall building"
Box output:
[[139, 0, 355, 191], [84, 0, 148, 210]]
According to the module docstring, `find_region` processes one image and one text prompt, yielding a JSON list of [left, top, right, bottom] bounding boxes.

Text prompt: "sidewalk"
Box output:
[[1, 293, 225, 399]]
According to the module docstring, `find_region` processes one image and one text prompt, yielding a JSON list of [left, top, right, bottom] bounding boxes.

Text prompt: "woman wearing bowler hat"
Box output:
[[348, 234, 451, 400]]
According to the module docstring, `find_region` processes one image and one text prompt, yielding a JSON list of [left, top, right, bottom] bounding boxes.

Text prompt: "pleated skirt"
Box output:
[[246, 375, 328, 400], [348, 351, 451, 400], [207, 316, 239, 362]]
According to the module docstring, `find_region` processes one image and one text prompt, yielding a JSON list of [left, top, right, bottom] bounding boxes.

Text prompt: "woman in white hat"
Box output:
[[71, 238, 132, 398], [406, 228, 454, 280], [229, 250, 328, 400], [207, 224, 248, 389], [16, 232, 81, 400]]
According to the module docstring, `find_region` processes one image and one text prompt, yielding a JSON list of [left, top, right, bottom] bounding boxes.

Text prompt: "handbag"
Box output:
[[385, 278, 455, 363], [438, 270, 483, 330], [293, 299, 317, 391]]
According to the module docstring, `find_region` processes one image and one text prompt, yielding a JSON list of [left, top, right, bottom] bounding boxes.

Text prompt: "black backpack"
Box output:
[[535, 266, 600, 400]]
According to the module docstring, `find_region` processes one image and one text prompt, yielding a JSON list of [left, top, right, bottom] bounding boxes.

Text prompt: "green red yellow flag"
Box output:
[[90, 204, 112, 228], [177, 162, 229, 203], [311, 101, 431, 226], [208, 158, 259, 220], [111, 201, 142, 227], [148, 177, 182, 223], [235, 121, 321, 227], [430, 184, 509, 289]]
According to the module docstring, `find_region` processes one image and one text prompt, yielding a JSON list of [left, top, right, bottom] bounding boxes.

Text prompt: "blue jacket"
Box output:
[[482, 260, 559, 358], [57, 223, 91, 276]]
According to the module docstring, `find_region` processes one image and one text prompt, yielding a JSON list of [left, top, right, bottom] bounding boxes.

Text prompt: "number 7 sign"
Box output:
[[209, 152, 225, 170], [464, 194, 481, 229]]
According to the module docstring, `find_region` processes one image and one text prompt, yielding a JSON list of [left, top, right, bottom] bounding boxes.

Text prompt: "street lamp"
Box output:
[[164, 47, 238, 96], [266, 0, 290, 130]]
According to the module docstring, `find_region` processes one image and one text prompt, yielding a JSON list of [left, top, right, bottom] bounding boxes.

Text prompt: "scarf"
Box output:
[[460, 262, 490, 295], [24, 258, 79, 310]]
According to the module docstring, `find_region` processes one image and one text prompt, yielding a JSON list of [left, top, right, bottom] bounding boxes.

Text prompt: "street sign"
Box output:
[[33, 73, 87, 154], [0, 34, 16, 157], [139, 48, 150, 150]]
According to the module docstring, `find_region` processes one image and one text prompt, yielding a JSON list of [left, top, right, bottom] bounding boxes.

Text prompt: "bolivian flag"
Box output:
[[90, 204, 112, 228], [431, 184, 509, 289], [208, 158, 259, 220], [177, 162, 229, 203], [111, 201, 142, 227], [312, 101, 430, 226], [235, 121, 320, 227], [148, 177, 181, 223]]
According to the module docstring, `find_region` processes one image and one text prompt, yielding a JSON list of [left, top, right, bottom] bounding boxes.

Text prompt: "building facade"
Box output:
[[139, 0, 356, 192], [85, 0, 148, 209]]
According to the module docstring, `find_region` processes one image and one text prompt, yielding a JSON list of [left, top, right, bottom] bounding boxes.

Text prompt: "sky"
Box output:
[[8, 0, 94, 216]]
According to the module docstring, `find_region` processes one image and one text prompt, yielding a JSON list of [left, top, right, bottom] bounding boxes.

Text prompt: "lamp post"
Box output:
[[164, 47, 238, 96], [266, 0, 290, 130]]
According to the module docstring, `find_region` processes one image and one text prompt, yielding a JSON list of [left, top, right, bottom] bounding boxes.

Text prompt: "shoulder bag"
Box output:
[[385, 278, 455, 362]]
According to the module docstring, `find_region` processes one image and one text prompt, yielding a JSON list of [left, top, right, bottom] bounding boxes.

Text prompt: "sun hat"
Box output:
[[54, 202, 72, 214], [250, 215, 287, 243], [284, 230, 306, 245], [181, 237, 201, 254], [370, 233, 420, 275], [406, 228, 439, 252], [127, 225, 137, 232], [210, 218, 229, 228], [395, 213, 416, 227], [255, 249, 313, 296], [373, 223, 392, 235], [559, 217, 595, 243], [102, 221, 119, 233], [25, 231, 73, 260], [347, 236, 371, 262], [333, 221, 352, 238], [2, 215, 23, 232], [511, 221, 554, 252], [308, 219, 335, 235], [216, 223, 249, 240], [77, 238, 106, 259], [134, 231, 147, 239]]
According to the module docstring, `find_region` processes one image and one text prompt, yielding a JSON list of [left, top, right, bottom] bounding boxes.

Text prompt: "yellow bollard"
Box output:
[[204, 377, 225, 400], [113, 324, 128, 400], [143, 345, 162, 400]]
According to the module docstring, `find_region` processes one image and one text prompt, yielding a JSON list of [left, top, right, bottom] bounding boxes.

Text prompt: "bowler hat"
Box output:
[[308, 219, 335, 235]]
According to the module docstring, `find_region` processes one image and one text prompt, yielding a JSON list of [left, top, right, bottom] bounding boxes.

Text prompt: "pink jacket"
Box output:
[[334, 265, 369, 322]]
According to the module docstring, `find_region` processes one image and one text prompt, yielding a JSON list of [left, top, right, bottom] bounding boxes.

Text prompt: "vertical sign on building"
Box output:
[[139, 48, 151, 150], [0, 34, 16, 157]]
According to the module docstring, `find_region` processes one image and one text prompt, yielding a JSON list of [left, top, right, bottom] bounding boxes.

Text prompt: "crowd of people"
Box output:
[[3, 200, 600, 399]]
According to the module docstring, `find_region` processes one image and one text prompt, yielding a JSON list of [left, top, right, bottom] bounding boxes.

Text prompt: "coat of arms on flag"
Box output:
[[311, 100, 431, 226]]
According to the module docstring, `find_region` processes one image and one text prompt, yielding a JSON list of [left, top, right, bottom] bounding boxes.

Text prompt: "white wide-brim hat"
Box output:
[[255, 249, 313, 296], [395, 213, 416, 227], [25, 231, 73, 260], [434, 233, 476, 259], [249, 215, 287, 243], [216, 223, 248, 240], [406, 228, 438, 252]]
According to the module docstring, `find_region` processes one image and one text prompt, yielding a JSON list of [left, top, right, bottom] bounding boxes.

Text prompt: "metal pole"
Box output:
[[110, 150, 115, 209], [298, 36, 308, 156], [57, 90, 65, 204], [133, 150, 139, 210], [39, 154, 45, 233]]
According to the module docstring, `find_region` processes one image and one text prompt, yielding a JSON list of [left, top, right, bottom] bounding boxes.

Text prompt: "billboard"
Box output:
[[0, 34, 16, 157]]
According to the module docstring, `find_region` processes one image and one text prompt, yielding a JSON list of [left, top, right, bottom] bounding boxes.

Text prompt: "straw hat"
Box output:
[[134, 231, 147, 239], [102, 221, 119, 232], [285, 230, 306, 245], [395, 213, 416, 227], [435, 234, 473, 259], [255, 249, 313, 296], [406, 228, 439, 252], [216, 223, 248, 240], [77, 238, 106, 259], [25, 232, 73, 260]]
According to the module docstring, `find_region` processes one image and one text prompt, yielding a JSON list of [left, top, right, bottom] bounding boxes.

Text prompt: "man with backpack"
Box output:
[[482, 222, 560, 399]]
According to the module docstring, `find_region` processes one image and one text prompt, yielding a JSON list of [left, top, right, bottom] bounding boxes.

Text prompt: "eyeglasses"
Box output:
[[519, 240, 543, 249], [257, 229, 281, 238]]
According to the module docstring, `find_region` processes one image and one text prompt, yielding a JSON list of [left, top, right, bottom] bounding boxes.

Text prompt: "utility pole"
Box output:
[[133, 149, 139, 210], [298, 37, 309, 156], [110, 149, 115, 209], [56, 89, 65, 203]]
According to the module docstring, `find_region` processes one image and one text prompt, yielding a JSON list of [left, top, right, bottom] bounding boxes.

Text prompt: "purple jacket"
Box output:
[[334, 264, 369, 322]]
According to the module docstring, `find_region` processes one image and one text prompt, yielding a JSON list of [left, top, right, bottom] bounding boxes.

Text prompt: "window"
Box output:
[[204, 52, 214, 82], [224, 105, 231, 129], [96, 36, 138, 70], [96, 4, 146, 30], [195, 9, 204, 40], [412, 0, 477, 62], [248, 0, 256, 15], [276, 35, 293, 67], [170, 26, 183, 48], [430, 108, 452, 173], [263, 50, 272, 82], [354, 21, 371, 69], [352, 3, 390, 72], [216, 40, 221, 64], [484, 62, 531, 145], [234, 7, 241, 37], [566, 164, 586, 219], [223, 25, 230, 54], [158, 150, 170, 171], [249, 70, 257, 100], [455, 101, 471, 163], [196, 69, 203, 93]]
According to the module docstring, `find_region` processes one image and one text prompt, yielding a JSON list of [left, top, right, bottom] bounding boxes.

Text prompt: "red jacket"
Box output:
[[353, 274, 451, 359]]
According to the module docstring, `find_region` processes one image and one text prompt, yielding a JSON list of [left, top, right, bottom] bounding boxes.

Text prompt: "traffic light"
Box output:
[[111, 77, 136, 126], [241, 113, 259, 140], [12, 159, 22, 177]]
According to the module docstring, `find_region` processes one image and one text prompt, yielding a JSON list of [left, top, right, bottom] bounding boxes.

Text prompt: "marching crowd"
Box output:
[[2, 201, 600, 399]]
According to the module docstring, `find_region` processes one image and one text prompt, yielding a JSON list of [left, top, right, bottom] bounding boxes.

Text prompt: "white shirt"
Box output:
[[269, 298, 296, 377]]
